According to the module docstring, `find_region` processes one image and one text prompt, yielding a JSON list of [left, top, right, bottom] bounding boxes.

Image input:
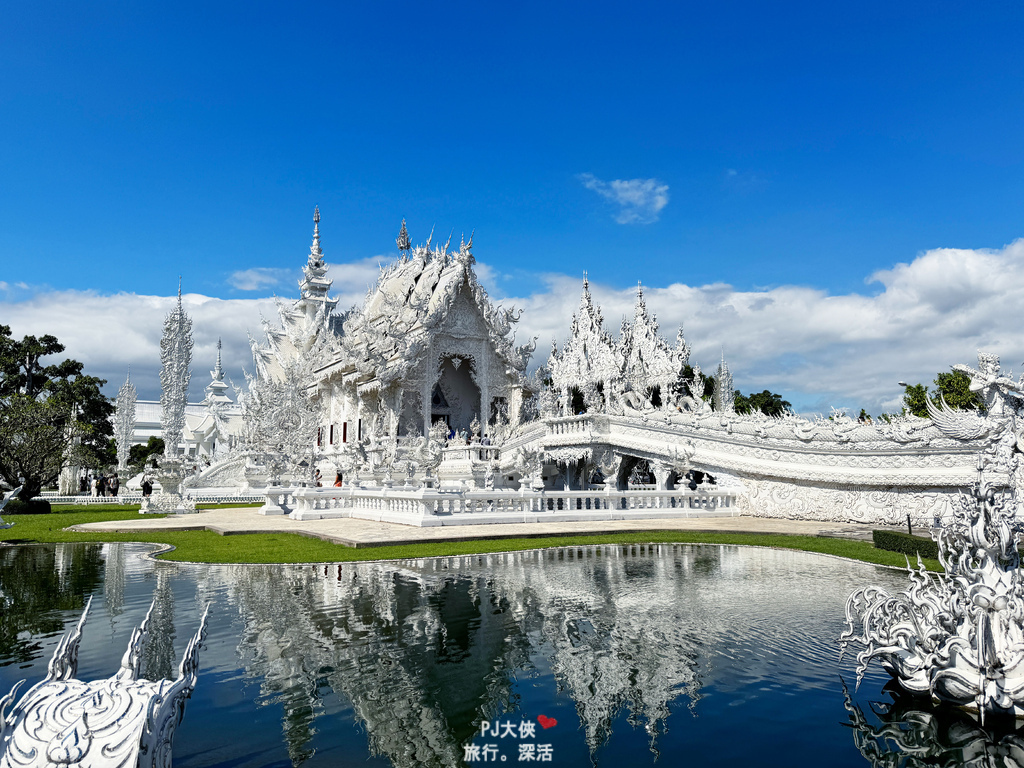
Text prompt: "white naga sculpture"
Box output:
[[0, 598, 209, 768]]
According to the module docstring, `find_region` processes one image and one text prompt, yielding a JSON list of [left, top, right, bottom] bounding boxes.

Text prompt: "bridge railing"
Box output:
[[282, 484, 738, 520], [440, 444, 501, 463]]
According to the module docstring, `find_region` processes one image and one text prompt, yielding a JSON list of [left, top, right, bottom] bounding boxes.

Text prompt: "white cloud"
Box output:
[[228, 267, 296, 291], [5, 240, 1024, 417], [578, 173, 670, 224], [1, 290, 278, 402]]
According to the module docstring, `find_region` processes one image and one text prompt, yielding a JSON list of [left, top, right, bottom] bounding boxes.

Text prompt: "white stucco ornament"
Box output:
[[841, 460, 1024, 718], [0, 598, 209, 768]]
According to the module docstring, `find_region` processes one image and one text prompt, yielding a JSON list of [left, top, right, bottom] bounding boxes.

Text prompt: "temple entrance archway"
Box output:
[[432, 355, 481, 435]]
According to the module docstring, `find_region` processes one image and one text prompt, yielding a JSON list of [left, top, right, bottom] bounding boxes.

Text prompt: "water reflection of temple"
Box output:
[[198, 545, 750, 766]]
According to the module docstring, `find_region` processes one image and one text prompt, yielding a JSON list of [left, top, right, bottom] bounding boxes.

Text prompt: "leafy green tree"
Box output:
[[0, 325, 113, 500], [901, 383, 930, 417], [128, 436, 165, 472], [734, 389, 791, 417], [934, 370, 985, 411], [902, 369, 984, 418]]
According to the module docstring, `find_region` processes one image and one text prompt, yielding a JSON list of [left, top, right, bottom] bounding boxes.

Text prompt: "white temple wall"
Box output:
[[736, 474, 959, 527]]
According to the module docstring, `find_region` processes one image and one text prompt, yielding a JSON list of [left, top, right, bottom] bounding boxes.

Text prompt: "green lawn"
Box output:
[[0, 506, 941, 570]]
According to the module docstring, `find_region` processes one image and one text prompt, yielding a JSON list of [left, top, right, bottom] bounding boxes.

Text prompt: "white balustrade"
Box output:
[[281, 483, 739, 524]]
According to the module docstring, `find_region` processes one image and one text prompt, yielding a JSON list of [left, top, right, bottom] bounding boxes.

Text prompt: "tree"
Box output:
[[902, 369, 984, 418], [934, 370, 985, 411], [734, 389, 791, 417], [128, 436, 165, 472], [0, 325, 113, 500]]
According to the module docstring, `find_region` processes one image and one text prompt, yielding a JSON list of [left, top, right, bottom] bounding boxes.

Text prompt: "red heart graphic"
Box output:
[[537, 715, 557, 729]]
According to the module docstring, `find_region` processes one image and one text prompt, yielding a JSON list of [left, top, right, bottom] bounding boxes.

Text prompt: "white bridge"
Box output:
[[257, 407, 982, 527], [493, 411, 983, 527]]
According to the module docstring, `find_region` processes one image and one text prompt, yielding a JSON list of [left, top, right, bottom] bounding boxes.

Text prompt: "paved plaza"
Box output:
[[70, 508, 882, 549]]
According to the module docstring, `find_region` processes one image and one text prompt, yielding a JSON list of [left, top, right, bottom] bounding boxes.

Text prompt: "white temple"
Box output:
[[183, 209, 1009, 527]]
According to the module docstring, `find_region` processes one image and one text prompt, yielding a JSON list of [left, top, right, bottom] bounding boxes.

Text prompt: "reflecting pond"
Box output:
[[0, 541, 994, 767]]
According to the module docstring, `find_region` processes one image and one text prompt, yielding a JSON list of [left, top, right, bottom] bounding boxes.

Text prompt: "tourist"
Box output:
[[108, 473, 119, 497], [334, 472, 343, 487], [314, 469, 322, 487], [97, 474, 107, 497], [141, 477, 153, 498], [90, 474, 98, 497]]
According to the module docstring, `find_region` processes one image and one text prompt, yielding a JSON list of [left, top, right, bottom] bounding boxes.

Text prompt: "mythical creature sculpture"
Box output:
[[0, 597, 209, 768], [927, 352, 1024, 482], [841, 461, 1024, 718]]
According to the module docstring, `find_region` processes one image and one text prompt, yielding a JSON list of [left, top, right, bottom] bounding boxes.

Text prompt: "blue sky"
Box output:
[[2, 2, 1023, 413]]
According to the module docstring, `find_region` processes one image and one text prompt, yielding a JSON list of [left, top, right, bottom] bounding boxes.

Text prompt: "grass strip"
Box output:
[[0, 508, 941, 570]]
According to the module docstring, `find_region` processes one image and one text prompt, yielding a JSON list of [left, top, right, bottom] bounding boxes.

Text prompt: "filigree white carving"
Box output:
[[0, 598, 209, 768], [114, 371, 137, 471], [159, 285, 192, 460], [842, 463, 1024, 718]]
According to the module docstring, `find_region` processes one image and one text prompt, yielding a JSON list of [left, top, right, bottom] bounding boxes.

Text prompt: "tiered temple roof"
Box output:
[[318, 228, 533, 390]]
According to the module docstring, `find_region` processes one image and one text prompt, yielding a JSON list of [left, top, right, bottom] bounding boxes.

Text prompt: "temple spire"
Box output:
[[213, 338, 224, 381], [715, 349, 735, 414], [308, 206, 324, 266], [298, 207, 335, 307], [396, 219, 411, 252]]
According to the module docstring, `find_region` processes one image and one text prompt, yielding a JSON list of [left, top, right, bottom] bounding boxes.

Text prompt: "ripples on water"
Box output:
[[0, 541, 923, 767]]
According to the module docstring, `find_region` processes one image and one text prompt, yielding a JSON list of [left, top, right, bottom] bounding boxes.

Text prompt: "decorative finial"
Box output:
[[426, 225, 434, 249], [396, 219, 410, 251], [466, 229, 474, 251], [214, 338, 224, 380], [308, 207, 324, 265]]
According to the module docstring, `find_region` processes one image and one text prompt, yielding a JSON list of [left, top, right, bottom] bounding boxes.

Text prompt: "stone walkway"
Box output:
[[70, 507, 880, 548]]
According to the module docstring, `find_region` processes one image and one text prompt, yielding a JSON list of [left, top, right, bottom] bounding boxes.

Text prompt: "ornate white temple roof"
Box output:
[[549, 278, 689, 396], [619, 283, 686, 387], [548, 275, 621, 392], [325, 228, 533, 388]]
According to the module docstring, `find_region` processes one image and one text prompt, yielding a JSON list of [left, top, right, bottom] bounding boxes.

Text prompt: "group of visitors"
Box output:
[[78, 469, 120, 497], [311, 469, 344, 488], [444, 428, 493, 447]]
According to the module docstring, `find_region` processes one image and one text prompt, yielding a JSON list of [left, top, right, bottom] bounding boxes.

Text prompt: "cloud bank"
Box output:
[[578, 173, 670, 224], [3, 240, 1022, 415]]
